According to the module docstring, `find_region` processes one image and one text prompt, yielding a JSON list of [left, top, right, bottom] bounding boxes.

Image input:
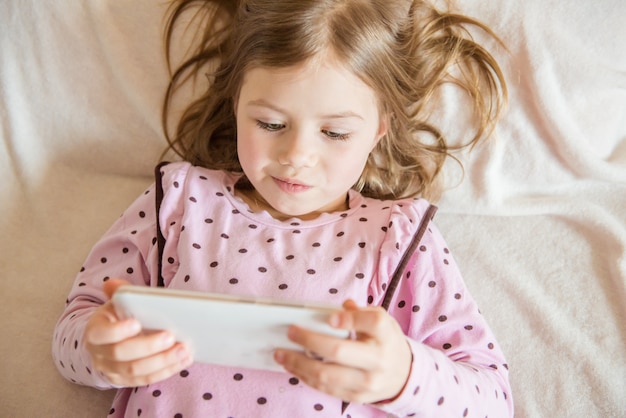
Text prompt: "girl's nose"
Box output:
[[277, 131, 317, 168]]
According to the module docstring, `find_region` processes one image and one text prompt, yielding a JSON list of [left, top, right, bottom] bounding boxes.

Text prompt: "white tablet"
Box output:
[[112, 286, 349, 372]]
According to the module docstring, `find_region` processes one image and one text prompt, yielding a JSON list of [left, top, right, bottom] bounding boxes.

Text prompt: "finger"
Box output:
[[286, 325, 379, 370], [275, 349, 371, 402], [331, 303, 395, 341], [103, 342, 193, 387], [84, 303, 141, 346], [103, 278, 131, 299], [90, 329, 178, 363]]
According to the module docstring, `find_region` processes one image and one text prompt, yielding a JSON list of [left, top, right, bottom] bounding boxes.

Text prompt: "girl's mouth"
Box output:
[[272, 177, 312, 193]]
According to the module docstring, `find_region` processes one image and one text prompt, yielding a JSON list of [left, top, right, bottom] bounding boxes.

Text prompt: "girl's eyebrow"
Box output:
[[246, 99, 364, 120]]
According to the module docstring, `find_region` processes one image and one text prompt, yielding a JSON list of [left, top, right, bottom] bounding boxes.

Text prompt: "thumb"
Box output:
[[103, 278, 131, 300]]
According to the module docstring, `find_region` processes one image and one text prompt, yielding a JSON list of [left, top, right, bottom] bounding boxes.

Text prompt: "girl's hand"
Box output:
[[83, 279, 193, 387], [274, 299, 412, 404]]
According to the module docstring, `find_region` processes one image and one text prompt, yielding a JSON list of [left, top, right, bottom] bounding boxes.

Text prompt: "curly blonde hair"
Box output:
[[163, 0, 506, 201]]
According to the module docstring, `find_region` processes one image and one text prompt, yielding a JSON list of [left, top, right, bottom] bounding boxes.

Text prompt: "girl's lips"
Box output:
[[272, 177, 312, 193]]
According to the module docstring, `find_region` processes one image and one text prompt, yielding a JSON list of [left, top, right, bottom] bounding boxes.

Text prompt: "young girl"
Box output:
[[54, 0, 513, 416]]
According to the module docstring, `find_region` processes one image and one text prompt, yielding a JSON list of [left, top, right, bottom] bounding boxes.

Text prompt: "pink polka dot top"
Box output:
[[53, 162, 513, 417]]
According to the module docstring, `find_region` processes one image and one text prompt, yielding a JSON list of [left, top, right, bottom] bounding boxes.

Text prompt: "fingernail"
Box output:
[[274, 350, 285, 364], [176, 345, 188, 359], [161, 332, 175, 347], [127, 320, 141, 333]]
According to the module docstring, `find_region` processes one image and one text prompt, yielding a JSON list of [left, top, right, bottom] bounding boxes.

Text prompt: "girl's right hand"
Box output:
[[83, 279, 193, 387]]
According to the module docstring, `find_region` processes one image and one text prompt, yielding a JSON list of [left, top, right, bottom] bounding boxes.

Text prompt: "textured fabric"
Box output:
[[53, 162, 512, 417]]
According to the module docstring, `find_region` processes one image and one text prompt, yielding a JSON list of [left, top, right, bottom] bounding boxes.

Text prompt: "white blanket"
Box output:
[[1, 1, 624, 416]]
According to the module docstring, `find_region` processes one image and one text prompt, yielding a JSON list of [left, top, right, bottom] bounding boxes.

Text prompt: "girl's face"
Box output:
[[235, 58, 387, 220]]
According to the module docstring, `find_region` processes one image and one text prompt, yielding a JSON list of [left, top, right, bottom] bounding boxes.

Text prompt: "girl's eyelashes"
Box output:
[[256, 120, 284, 131], [322, 129, 351, 141], [255, 120, 351, 141]]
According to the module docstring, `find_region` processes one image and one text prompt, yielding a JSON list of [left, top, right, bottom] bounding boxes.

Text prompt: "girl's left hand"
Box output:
[[274, 299, 412, 404]]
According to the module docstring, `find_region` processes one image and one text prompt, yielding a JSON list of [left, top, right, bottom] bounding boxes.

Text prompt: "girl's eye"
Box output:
[[256, 120, 284, 131], [322, 130, 351, 141]]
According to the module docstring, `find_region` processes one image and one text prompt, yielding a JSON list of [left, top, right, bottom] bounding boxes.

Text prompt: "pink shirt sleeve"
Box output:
[[374, 217, 514, 417], [51, 183, 157, 388]]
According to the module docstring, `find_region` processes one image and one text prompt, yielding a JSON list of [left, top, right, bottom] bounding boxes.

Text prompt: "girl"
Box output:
[[54, 0, 513, 416]]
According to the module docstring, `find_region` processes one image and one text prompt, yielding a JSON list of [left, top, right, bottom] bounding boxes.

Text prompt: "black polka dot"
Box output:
[[189, 197, 197, 203], [192, 243, 201, 249], [229, 278, 239, 284], [109, 408, 115, 415], [248, 224, 257, 229], [329, 288, 338, 294], [355, 273, 364, 279], [367, 295, 374, 304], [419, 245, 427, 252], [233, 373, 243, 381], [337, 232, 345, 237], [180, 370, 189, 377], [221, 233, 229, 239], [312, 242, 321, 247], [437, 396, 444, 406], [100, 257, 107, 264], [412, 305, 420, 312], [174, 413, 183, 418], [205, 218, 213, 224], [358, 242, 366, 248], [428, 281, 436, 288], [307, 269, 316, 275], [438, 315, 447, 322], [126, 267, 134, 274], [286, 255, 295, 260], [398, 300, 406, 308], [455, 293, 462, 299], [258, 267, 267, 273], [168, 257, 175, 264], [292, 230, 301, 234], [210, 261, 218, 268], [239, 248, 248, 253], [463, 408, 469, 417], [333, 257, 342, 262], [465, 325, 474, 330], [279, 284, 288, 290], [202, 393, 213, 400], [443, 343, 452, 350], [314, 403, 324, 411], [184, 275, 190, 282], [139, 211, 146, 218], [257, 397, 267, 405], [152, 390, 161, 397], [359, 217, 368, 222], [289, 377, 299, 385], [488, 342, 494, 349]]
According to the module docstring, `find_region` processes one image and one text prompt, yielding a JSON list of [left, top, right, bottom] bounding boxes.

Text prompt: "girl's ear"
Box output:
[[373, 114, 390, 147]]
